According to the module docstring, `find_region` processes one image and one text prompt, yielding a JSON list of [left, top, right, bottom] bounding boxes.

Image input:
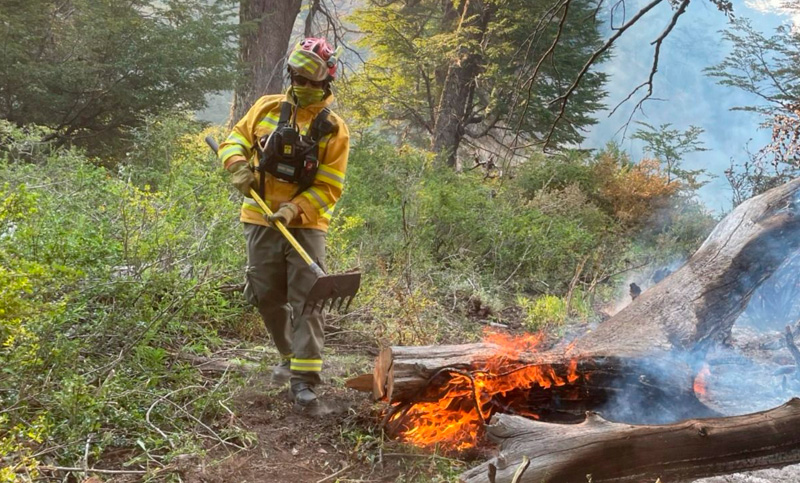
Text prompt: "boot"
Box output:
[[291, 382, 318, 408], [271, 359, 291, 385]]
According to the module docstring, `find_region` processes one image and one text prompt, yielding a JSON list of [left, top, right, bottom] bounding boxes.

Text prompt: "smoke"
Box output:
[[605, 257, 686, 317], [736, 252, 800, 333], [596, 352, 716, 425], [594, 334, 800, 425]]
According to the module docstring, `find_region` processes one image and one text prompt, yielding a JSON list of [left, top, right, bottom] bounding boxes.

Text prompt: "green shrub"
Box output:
[[0, 117, 251, 476], [517, 294, 567, 331]]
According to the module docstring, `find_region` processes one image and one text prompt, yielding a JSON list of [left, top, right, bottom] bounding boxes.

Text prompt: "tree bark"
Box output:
[[231, 0, 303, 123], [459, 399, 800, 483], [431, 0, 494, 169]]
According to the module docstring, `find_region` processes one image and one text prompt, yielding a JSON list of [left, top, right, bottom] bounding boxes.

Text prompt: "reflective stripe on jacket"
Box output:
[[218, 93, 350, 232]]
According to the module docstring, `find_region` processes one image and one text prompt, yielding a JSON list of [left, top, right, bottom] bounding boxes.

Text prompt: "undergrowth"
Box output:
[[0, 117, 715, 481]]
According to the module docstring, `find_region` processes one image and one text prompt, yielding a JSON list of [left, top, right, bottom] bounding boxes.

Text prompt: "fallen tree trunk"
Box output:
[[374, 345, 719, 424], [572, 177, 800, 357], [459, 398, 800, 483], [361, 177, 800, 404]]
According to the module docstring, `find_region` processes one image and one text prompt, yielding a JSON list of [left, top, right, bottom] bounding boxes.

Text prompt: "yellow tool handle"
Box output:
[[248, 188, 319, 271]]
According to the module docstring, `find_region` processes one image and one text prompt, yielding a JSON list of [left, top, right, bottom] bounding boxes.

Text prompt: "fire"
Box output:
[[389, 330, 582, 450], [693, 363, 711, 397]]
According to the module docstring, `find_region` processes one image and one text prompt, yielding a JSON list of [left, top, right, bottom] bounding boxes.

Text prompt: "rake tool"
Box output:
[[206, 136, 360, 314]]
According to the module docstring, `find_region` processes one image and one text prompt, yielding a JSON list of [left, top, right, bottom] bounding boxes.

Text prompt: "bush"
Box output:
[[0, 117, 252, 477]]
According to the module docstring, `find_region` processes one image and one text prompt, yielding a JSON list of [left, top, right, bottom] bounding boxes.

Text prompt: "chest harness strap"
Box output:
[[255, 102, 335, 199]]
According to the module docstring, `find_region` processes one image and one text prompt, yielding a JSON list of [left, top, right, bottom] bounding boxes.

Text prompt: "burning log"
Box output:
[[460, 398, 800, 483], [367, 177, 800, 405], [347, 173, 800, 474], [375, 342, 713, 415], [375, 334, 719, 450]]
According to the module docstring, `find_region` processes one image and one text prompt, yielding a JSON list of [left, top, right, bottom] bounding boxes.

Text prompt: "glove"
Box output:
[[268, 202, 300, 226], [227, 161, 257, 197]]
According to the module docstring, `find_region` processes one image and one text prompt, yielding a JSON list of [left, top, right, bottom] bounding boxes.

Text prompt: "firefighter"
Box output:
[[218, 38, 349, 410]]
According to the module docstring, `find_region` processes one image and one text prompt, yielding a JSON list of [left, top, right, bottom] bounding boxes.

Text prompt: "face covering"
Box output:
[[292, 85, 325, 107]]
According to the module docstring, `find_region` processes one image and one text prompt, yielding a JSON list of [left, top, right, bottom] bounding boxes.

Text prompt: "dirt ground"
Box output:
[[181, 383, 385, 483], [173, 349, 473, 483]]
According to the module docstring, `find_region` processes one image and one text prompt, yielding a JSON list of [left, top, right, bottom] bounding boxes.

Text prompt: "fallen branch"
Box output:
[[177, 352, 259, 375], [315, 463, 353, 483]]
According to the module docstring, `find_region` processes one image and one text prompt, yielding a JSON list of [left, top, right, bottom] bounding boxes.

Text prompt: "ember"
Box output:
[[693, 363, 711, 398], [389, 330, 581, 450]]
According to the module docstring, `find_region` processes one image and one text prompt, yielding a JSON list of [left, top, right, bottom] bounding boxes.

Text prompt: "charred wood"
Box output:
[[460, 398, 800, 483]]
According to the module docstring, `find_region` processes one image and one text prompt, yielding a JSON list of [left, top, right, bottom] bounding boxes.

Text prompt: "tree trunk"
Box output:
[[570, 176, 800, 358], [431, 0, 494, 169], [359, 177, 800, 405], [230, 0, 303, 123], [371, 345, 718, 423], [459, 399, 800, 483]]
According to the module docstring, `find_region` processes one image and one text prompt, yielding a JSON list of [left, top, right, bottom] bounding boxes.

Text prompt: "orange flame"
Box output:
[[693, 364, 711, 397], [390, 330, 582, 450]]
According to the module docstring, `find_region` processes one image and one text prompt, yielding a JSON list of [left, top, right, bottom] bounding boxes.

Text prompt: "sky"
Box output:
[[581, 0, 793, 213]]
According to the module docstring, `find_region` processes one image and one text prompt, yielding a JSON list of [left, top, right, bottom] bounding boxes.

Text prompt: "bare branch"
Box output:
[[304, 0, 320, 37], [608, 0, 689, 138], [543, 0, 666, 147], [506, 0, 570, 153]]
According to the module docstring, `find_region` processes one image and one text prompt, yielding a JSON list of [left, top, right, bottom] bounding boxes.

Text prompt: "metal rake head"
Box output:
[[301, 270, 361, 315]]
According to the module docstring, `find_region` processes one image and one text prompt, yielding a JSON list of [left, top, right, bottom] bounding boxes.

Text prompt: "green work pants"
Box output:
[[243, 223, 326, 387]]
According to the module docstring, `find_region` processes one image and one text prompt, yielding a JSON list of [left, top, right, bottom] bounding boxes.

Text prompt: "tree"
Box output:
[[347, 0, 608, 168], [0, 0, 236, 152], [632, 122, 708, 188], [231, 0, 304, 121], [430, 0, 497, 168], [707, 18, 800, 202]]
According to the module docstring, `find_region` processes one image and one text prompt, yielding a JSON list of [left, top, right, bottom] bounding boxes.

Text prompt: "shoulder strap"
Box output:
[[310, 108, 335, 141], [278, 101, 293, 126]]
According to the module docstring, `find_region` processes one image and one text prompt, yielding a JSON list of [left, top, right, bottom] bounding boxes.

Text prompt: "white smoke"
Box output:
[[745, 0, 800, 30], [605, 258, 686, 317]]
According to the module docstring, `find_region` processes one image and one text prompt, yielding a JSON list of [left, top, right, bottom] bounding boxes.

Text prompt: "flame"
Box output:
[[693, 363, 711, 397], [390, 330, 582, 450]]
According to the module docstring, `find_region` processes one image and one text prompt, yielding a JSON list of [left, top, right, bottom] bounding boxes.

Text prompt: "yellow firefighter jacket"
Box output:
[[218, 93, 349, 232]]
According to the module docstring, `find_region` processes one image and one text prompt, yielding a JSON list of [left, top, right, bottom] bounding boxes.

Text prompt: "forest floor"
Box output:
[[166, 347, 474, 483]]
